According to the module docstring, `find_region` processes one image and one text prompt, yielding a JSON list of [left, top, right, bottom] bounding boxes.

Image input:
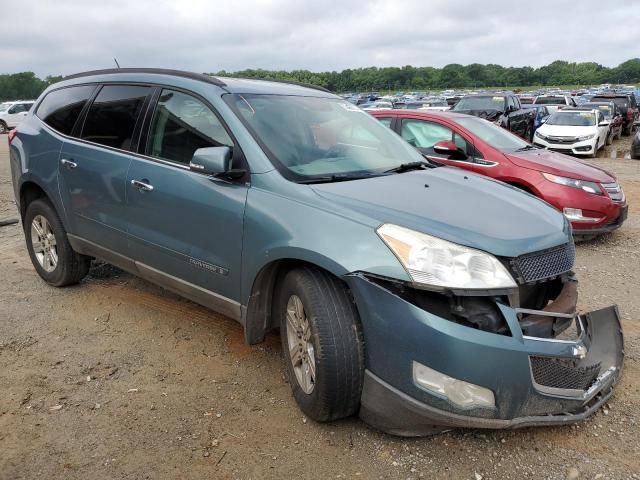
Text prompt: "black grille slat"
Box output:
[[511, 243, 575, 283], [531, 356, 601, 390]]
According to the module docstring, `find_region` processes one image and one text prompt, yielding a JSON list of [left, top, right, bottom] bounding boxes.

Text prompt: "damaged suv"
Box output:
[[10, 69, 623, 436]]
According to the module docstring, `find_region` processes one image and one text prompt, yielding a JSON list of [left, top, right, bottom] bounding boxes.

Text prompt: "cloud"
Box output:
[[1, 0, 638, 76]]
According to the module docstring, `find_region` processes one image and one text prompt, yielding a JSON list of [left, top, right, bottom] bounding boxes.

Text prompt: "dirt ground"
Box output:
[[0, 135, 639, 480]]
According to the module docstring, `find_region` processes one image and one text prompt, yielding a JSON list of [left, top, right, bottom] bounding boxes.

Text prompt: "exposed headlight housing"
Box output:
[[377, 224, 516, 290], [413, 361, 496, 410], [576, 134, 596, 141], [541, 172, 603, 195]]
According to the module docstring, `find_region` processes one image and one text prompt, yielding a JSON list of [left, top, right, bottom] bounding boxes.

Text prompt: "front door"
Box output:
[[398, 118, 478, 173], [58, 84, 153, 253], [126, 88, 248, 315]]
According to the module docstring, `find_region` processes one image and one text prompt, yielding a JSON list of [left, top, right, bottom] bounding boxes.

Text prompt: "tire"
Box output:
[[524, 123, 533, 142], [0, 121, 7, 134], [606, 130, 613, 146], [276, 266, 364, 422], [623, 123, 633, 136], [24, 198, 90, 287]]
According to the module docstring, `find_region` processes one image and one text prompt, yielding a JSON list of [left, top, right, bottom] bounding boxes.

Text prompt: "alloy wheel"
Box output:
[[285, 294, 316, 394], [31, 215, 58, 272]]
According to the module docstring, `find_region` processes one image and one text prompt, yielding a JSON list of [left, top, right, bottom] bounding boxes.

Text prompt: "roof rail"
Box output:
[[62, 68, 226, 87], [241, 78, 332, 93]]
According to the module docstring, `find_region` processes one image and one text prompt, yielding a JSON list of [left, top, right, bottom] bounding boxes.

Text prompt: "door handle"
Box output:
[[60, 159, 77, 169], [131, 179, 154, 192]]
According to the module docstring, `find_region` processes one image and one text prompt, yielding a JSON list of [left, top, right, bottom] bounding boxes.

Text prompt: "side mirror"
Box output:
[[189, 146, 232, 175], [433, 140, 468, 160], [540, 117, 547, 124]]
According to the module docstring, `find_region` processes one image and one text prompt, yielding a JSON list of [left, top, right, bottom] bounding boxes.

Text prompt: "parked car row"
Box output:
[[8, 69, 624, 437], [370, 109, 627, 239]]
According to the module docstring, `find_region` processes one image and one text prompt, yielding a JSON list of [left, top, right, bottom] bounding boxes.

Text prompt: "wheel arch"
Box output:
[[243, 256, 353, 345], [19, 180, 49, 220]]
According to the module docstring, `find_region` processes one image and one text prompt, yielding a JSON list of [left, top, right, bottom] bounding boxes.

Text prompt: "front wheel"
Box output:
[[277, 267, 364, 422], [0, 121, 7, 134], [24, 198, 91, 286]]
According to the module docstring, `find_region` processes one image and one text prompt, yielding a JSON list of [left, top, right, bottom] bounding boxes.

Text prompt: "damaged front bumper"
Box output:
[[347, 275, 624, 437]]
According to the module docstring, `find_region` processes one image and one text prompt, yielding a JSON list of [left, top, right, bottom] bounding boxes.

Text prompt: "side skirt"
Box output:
[[67, 234, 242, 322]]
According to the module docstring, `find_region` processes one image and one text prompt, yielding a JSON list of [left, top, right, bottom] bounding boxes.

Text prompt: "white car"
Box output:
[[533, 108, 609, 158], [0, 100, 35, 133]]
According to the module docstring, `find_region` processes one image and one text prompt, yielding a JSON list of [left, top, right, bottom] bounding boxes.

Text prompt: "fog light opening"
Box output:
[[412, 361, 496, 410], [563, 208, 602, 223]]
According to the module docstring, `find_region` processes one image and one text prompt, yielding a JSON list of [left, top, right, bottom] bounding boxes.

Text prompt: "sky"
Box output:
[[2, 0, 639, 77]]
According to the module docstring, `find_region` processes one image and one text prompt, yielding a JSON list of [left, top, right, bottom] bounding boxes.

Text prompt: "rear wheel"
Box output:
[[0, 121, 7, 134], [24, 199, 91, 286], [624, 123, 633, 136], [277, 266, 364, 422]]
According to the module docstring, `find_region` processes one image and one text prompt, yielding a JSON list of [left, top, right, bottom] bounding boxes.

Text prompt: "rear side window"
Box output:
[[81, 85, 151, 150], [146, 89, 233, 165], [376, 117, 393, 128], [36, 86, 96, 136]]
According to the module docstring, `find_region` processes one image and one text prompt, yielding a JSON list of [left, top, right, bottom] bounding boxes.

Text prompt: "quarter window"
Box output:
[[377, 117, 393, 128], [146, 89, 233, 165], [36, 86, 96, 136], [81, 85, 151, 150]]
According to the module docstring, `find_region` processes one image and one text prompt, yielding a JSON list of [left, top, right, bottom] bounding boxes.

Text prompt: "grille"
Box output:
[[601, 182, 625, 202], [531, 356, 601, 390], [510, 243, 575, 283], [546, 136, 578, 144]]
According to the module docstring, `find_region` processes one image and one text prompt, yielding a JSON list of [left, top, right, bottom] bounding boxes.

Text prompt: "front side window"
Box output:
[[9, 104, 26, 114], [81, 85, 151, 150], [147, 89, 233, 165], [400, 119, 473, 159], [36, 85, 96, 136], [224, 94, 425, 181]]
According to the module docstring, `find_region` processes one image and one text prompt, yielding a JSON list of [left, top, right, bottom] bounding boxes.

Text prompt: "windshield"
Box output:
[[535, 97, 566, 105], [453, 96, 504, 111], [546, 112, 596, 126], [456, 116, 530, 151], [224, 94, 425, 181]]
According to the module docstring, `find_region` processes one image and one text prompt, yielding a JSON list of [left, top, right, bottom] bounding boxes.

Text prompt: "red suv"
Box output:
[[371, 110, 628, 239]]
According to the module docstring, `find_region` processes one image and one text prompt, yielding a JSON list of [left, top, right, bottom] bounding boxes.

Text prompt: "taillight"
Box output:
[[8, 129, 17, 144]]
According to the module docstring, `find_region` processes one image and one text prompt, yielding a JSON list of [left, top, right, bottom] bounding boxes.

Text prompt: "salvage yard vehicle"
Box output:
[[0, 100, 35, 134], [451, 93, 534, 141], [632, 128, 640, 159], [590, 93, 639, 136], [521, 104, 551, 133], [534, 108, 608, 158], [9, 69, 624, 436], [581, 101, 624, 145], [370, 109, 628, 239], [533, 95, 577, 113]]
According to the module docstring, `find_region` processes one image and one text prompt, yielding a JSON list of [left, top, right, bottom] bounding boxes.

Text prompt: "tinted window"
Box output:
[[535, 97, 566, 105], [36, 86, 96, 136], [81, 85, 151, 150], [147, 89, 233, 165], [10, 104, 26, 113]]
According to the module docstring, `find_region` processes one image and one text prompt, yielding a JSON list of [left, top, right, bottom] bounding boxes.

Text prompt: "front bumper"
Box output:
[[533, 137, 596, 156], [348, 275, 624, 437]]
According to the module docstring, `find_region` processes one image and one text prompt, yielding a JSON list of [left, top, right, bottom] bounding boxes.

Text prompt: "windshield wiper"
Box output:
[[515, 145, 536, 152], [297, 173, 380, 184], [384, 161, 430, 174]]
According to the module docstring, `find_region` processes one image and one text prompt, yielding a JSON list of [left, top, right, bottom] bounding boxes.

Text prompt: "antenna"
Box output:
[[113, 58, 121, 69]]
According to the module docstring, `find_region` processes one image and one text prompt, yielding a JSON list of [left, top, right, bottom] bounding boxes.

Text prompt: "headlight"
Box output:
[[576, 134, 596, 141], [541, 172, 603, 195], [413, 361, 496, 410], [534, 130, 545, 139], [377, 224, 516, 290]]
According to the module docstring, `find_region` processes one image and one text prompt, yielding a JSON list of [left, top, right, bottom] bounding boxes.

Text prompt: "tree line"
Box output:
[[1, 59, 638, 101]]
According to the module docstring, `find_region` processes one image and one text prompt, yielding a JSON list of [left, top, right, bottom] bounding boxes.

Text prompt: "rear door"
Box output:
[[125, 88, 248, 315], [58, 84, 153, 254]]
